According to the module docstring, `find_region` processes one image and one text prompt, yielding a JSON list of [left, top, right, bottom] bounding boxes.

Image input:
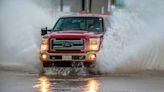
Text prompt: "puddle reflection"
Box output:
[[39, 76, 52, 92], [85, 79, 99, 92], [36, 76, 100, 92]]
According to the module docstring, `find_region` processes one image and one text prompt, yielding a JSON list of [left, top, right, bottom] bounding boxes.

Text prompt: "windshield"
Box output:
[[53, 17, 103, 32]]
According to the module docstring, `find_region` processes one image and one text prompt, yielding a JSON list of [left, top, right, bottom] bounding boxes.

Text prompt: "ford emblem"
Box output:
[[63, 42, 72, 47]]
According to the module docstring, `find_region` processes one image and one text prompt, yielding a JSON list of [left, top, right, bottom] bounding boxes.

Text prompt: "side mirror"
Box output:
[[41, 27, 52, 36]]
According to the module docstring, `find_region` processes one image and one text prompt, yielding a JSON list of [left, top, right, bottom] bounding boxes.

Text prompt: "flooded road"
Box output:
[[1, 70, 164, 92], [0, 0, 164, 92]]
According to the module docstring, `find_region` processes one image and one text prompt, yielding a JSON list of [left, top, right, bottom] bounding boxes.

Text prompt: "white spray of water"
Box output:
[[1, 0, 164, 74], [0, 0, 72, 73], [97, 0, 164, 73], [0, 0, 53, 72]]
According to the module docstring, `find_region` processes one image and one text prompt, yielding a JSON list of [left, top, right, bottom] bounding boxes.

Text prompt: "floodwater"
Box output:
[[1, 70, 164, 92], [1, 0, 164, 74], [0, 0, 164, 92]]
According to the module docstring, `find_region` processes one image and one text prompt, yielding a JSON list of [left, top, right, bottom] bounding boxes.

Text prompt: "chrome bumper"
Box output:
[[40, 52, 97, 62]]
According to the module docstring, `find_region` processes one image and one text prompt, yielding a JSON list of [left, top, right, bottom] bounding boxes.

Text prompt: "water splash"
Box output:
[[0, 0, 84, 75], [97, 0, 164, 73], [0, 0, 52, 73], [43, 67, 88, 76], [1, 0, 164, 75]]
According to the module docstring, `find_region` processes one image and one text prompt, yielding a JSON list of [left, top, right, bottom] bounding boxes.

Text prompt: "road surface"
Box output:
[[0, 70, 164, 92]]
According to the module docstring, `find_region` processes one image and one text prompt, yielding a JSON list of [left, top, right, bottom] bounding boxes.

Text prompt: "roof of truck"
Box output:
[[60, 13, 110, 19]]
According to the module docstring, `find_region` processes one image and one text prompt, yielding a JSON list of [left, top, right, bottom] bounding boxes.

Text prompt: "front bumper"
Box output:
[[40, 52, 97, 62]]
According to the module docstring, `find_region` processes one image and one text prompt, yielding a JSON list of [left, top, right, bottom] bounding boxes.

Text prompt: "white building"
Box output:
[[37, 0, 111, 14]]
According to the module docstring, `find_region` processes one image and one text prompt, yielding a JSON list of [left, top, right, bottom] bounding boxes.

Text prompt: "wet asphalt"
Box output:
[[1, 70, 164, 92]]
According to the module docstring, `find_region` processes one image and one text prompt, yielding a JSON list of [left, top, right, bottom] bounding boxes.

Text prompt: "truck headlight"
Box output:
[[41, 40, 48, 51], [41, 53, 48, 60], [87, 53, 96, 61], [89, 38, 100, 51], [42, 40, 48, 44]]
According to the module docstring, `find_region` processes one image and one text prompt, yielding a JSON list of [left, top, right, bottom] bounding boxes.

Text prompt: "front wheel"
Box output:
[[84, 62, 99, 74], [83, 62, 96, 68], [42, 62, 51, 67]]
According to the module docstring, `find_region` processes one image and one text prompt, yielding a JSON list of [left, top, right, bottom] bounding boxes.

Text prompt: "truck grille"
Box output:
[[50, 39, 85, 51]]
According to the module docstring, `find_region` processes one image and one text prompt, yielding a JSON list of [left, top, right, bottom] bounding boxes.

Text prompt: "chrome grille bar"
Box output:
[[50, 39, 85, 51]]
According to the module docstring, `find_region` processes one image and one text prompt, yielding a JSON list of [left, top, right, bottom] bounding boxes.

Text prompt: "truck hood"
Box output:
[[48, 30, 104, 39]]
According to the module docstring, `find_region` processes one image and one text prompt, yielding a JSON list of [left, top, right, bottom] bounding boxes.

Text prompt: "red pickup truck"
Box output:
[[40, 14, 110, 68]]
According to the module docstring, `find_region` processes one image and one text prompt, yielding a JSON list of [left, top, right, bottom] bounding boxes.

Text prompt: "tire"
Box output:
[[83, 62, 96, 68], [42, 62, 51, 67], [84, 62, 98, 74]]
